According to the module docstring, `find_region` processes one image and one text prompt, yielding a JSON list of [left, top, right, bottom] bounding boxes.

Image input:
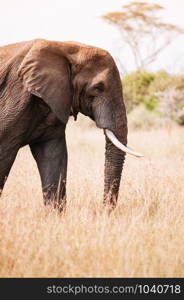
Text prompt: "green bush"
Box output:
[[148, 70, 171, 93], [123, 70, 157, 112], [122, 70, 184, 126]]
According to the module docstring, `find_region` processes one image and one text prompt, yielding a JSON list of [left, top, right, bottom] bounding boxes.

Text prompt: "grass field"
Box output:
[[0, 118, 184, 277]]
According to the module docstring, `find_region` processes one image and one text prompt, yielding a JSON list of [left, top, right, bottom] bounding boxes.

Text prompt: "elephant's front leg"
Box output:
[[30, 137, 67, 212]]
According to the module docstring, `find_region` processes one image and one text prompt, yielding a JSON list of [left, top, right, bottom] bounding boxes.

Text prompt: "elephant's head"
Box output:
[[18, 39, 142, 208]]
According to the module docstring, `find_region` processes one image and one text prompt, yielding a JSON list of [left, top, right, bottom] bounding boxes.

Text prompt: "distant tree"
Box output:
[[102, 2, 184, 71]]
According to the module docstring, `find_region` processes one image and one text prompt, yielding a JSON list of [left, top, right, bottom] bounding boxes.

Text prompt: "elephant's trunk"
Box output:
[[104, 138, 125, 207], [98, 94, 127, 209], [92, 92, 143, 209], [103, 134, 126, 208]]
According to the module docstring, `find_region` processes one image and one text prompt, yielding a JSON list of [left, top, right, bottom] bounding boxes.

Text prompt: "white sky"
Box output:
[[0, 0, 184, 73]]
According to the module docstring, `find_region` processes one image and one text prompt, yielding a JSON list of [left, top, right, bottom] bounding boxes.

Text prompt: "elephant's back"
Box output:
[[0, 40, 32, 65]]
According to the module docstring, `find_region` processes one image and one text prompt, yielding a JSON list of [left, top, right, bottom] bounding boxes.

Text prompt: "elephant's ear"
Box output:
[[18, 40, 72, 124]]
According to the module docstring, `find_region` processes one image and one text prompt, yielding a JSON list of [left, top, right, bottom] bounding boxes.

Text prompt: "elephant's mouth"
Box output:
[[104, 129, 143, 158]]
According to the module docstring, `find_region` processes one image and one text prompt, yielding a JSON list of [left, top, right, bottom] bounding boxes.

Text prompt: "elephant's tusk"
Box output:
[[105, 129, 144, 158]]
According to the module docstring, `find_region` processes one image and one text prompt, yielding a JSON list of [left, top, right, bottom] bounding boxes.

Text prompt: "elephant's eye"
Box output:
[[93, 81, 105, 93], [87, 81, 105, 99]]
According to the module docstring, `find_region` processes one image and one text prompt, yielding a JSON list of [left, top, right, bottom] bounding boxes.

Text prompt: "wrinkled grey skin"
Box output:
[[0, 39, 127, 211]]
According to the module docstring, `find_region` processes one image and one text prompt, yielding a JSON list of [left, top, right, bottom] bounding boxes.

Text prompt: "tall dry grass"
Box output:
[[0, 118, 184, 277]]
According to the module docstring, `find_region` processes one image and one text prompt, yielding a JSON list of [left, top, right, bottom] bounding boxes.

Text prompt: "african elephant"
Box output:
[[0, 39, 142, 211]]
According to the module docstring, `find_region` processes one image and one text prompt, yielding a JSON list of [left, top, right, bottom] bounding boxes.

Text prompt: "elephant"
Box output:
[[0, 39, 142, 211]]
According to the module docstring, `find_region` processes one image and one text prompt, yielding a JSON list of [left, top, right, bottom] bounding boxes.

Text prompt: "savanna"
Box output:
[[0, 117, 183, 277]]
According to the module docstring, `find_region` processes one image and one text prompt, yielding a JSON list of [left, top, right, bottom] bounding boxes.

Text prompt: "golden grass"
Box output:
[[0, 118, 184, 277]]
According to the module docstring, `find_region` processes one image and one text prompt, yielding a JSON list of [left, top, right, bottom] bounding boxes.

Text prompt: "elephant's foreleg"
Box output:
[[30, 137, 67, 212]]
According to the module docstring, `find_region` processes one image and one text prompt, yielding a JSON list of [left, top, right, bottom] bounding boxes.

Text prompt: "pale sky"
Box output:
[[0, 0, 184, 73]]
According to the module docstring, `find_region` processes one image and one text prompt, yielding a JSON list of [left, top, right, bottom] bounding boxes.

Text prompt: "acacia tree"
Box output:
[[102, 2, 184, 71]]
